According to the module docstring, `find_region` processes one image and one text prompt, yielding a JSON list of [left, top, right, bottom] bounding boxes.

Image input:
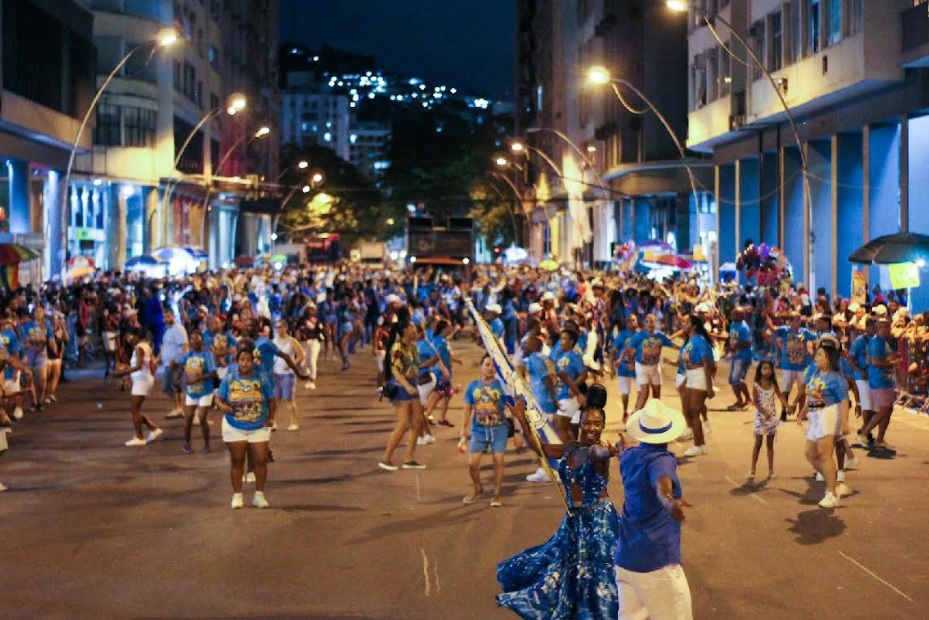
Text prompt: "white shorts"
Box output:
[[685, 367, 707, 391], [675, 373, 686, 389], [806, 404, 842, 441], [616, 564, 693, 620], [417, 373, 436, 405], [221, 417, 272, 443], [376, 350, 386, 373], [185, 394, 213, 408], [131, 376, 154, 397], [635, 362, 661, 387], [618, 376, 633, 395], [855, 380, 873, 410], [216, 367, 228, 381], [781, 369, 804, 394], [556, 397, 581, 424]]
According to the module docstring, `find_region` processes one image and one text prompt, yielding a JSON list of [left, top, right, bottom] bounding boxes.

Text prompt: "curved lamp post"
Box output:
[[60, 27, 179, 275], [198, 124, 270, 216], [271, 171, 325, 255]]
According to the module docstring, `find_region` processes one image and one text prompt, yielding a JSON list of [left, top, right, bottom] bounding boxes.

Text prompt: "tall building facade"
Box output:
[[516, 0, 710, 267], [685, 0, 929, 307], [0, 0, 95, 283], [69, 0, 279, 270]]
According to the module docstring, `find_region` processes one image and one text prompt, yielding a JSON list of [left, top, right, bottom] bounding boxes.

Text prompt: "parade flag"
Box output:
[[465, 298, 569, 510]]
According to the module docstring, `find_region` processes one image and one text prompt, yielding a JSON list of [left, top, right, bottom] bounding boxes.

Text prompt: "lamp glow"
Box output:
[[510, 142, 525, 153], [666, 0, 688, 12], [587, 66, 612, 85], [298, 160, 309, 169], [255, 126, 271, 137], [495, 157, 508, 167]]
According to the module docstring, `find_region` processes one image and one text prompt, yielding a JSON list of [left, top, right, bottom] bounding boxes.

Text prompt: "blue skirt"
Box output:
[[496, 499, 620, 620]]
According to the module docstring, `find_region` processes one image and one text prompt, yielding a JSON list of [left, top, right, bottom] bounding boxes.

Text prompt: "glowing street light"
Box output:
[[302, 185, 311, 193], [254, 126, 271, 138], [510, 142, 525, 154], [495, 157, 509, 167], [665, 0, 687, 12], [297, 160, 309, 169], [311, 172, 324, 185], [587, 65, 612, 86]]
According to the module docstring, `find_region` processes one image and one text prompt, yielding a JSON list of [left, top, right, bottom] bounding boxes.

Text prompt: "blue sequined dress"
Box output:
[[496, 444, 620, 620]]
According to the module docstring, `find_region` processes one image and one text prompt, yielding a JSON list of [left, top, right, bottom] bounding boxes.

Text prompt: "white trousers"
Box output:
[[616, 564, 693, 620], [302, 339, 321, 381]]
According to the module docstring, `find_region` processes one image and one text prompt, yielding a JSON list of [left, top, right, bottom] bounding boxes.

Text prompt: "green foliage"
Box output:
[[469, 180, 518, 249]]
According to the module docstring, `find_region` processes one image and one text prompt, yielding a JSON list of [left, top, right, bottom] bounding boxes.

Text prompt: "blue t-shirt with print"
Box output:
[[867, 336, 895, 390], [526, 351, 558, 414], [463, 377, 507, 429], [431, 334, 451, 379], [848, 334, 870, 382], [555, 349, 585, 400], [253, 336, 280, 379], [729, 322, 754, 362], [0, 328, 23, 380], [774, 326, 816, 371], [489, 318, 504, 339], [203, 330, 238, 364], [805, 368, 849, 407], [612, 329, 637, 378], [218, 367, 274, 431], [21, 319, 52, 353], [680, 334, 712, 367], [630, 331, 674, 365], [615, 444, 682, 573], [179, 349, 216, 398]]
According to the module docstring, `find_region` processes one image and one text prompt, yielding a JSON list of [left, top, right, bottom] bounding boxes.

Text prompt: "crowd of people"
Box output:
[[0, 259, 922, 618]]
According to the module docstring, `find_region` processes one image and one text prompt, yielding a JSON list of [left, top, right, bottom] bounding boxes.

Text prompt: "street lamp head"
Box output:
[[587, 66, 612, 85], [665, 0, 688, 12], [255, 126, 271, 138], [302, 185, 311, 193], [495, 157, 509, 167], [297, 160, 309, 169], [156, 28, 180, 47], [510, 142, 525, 154], [311, 172, 324, 185], [586, 144, 598, 153], [226, 93, 247, 115]]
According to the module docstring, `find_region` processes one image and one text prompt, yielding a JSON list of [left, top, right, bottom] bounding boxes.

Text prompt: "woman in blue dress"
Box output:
[[498, 386, 619, 620]]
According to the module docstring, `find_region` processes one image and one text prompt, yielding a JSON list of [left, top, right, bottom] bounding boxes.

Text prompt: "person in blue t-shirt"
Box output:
[[216, 346, 276, 510], [797, 335, 851, 509], [178, 331, 217, 454], [460, 355, 510, 507], [243, 318, 308, 385], [770, 312, 817, 419], [614, 399, 693, 619], [486, 304, 505, 343], [856, 319, 900, 450], [725, 308, 754, 410], [553, 329, 588, 435], [623, 315, 676, 413], [611, 315, 639, 420], [846, 318, 875, 441], [522, 335, 561, 484], [679, 315, 716, 457], [0, 318, 27, 423], [425, 320, 461, 428]]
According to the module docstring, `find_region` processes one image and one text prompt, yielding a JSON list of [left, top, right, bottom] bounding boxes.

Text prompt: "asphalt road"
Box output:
[[2, 340, 929, 619]]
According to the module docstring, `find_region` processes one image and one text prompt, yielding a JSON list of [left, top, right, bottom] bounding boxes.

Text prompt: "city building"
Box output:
[[348, 121, 391, 182], [69, 0, 279, 270], [684, 0, 929, 306], [281, 89, 352, 160], [515, 0, 712, 267], [0, 0, 95, 282]]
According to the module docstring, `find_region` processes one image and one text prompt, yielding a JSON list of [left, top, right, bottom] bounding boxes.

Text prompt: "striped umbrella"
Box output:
[[0, 243, 39, 265]]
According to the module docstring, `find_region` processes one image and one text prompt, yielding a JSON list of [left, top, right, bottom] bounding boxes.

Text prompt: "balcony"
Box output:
[[901, 2, 929, 67]]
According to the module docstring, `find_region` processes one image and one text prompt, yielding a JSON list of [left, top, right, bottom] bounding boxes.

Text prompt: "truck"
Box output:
[[355, 240, 387, 266]]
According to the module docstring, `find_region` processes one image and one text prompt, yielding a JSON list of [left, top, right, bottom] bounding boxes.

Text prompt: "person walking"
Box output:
[[460, 354, 510, 507], [178, 331, 216, 454], [378, 320, 427, 471], [749, 360, 787, 480], [614, 399, 694, 620], [161, 309, 189, 419], [680, 315, 715, 457], [272, 319, 304, 431], [114, 327, 163, 447]]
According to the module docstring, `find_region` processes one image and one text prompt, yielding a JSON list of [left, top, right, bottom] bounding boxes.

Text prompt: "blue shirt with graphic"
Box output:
[[0, 328, 23, 380], [804, 368, 849, 407], [463, 377, 507, 429], [729, 322, 753, 362], [867, 336, 895, 390], [774, 326, 816, 371], [680, 334, 713, 367], [612, 329, 638, 378], [555, 349, 585, 400], [253, 336, 280, 379], [526, 351, 558, 414], [629, 331, 674, 365], [203, 330, 238, 364], [848, 334, 870, 382], [218, 367, 274, 431], [179, 349, 216, 398]]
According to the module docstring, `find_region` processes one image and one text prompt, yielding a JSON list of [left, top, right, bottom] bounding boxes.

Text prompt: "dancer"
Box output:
[[272, 319, 304, 431], [378, 319, 427, 471], [114, 327, 163, 447], [460, 354, 510, 507], [749, 360, 786, 480], [178, 331, 216, 453], [680, 314, 715, 457], [498, 392, 619, 620]]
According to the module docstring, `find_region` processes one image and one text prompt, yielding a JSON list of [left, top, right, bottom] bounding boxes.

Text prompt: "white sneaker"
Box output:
[[836, 470, 846, 482], [287, 423, 299, 431], [230, 493, 244, 509], [526, 467, 549, 483], [146, 428, 164, 443], [815, 472, 825, 481], [836, 482, 851, 498], [252, 492, 269, 509], [703, 420, 712, 435], [43, 397, 52, 405], [165, 408, 183, 419], [305, 381, 316, 390], [845, 456, 861, 469], [416, 434, 436, 446], [818, 491, 838, 508], [12, 407, 23, 421], [49, 395, 57, 403], [0, 482, 8, 492], [855, 434, 870, 448], [125, 436, 147, 447], [681, 428, 694, 441], [242, 472, 256, 484], [684, 445, 708, 457]]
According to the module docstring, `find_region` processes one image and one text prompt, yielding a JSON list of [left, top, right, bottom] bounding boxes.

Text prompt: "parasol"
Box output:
[[538, 259, 560, 272], [654, 254, 692, 270], [67, 255, 95, 269], [848, 232, 929, 265], [125, 255, 167, 270], [64, 265, 95, 283], [0, 243, 39, 265]]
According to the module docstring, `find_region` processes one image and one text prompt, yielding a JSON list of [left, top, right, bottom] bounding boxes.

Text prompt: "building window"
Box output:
[[719, 45, 731, 97], [786, 0, 801, 64], [173, 60, 181, 90], [848, 0, 862, 35], [692, 53, 706, 110], [769, 11, 783, 71], [749, 20, 765, 81], [825, 0, 841, 45], [124, 107, 156, 147], [95, 104, 120, 146], [807, 0, 821, 55], [706, 48, 719, 101]]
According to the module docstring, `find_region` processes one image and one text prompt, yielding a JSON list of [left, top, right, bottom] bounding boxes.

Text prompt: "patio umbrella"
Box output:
[[638, 239, 674, 253], [848, 232, 929, 264], [125, 255, 167, 270], [655, 254, 692, 270], [64, 266, 95, 283], [67, 255, 95, 269], [538, 259, 560, 272], [0, 243, 39, 265], [183, 246, 209, 261]]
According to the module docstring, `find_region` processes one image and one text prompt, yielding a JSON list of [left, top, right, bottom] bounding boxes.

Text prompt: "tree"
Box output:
[[469, 180, 519, 250]]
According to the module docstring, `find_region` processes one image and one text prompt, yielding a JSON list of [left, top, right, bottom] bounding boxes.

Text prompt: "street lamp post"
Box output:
[[60, 27, 179, 275], [199, 124, 270, 224], [271, 172, 325, 256]]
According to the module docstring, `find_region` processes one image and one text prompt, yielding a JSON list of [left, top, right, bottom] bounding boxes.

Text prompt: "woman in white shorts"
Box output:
[[272, 320, 304, 431], [115, 327, 162, 447], [680, 315, 715, 457]]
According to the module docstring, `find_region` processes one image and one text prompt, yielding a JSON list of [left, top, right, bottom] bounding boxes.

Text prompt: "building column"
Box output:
[[808, 140, 833, 297], [7, 160, 31, 234], [760, 152, 779, 247], [143, 187, 159, 254], [867, 123, 900, 291], [835, 132, 864, 300], [738, 158, 760, 251], [46, 171, 65, 278], [783, 146, 805, 287], [106, 185, 128, 269], [718, 164, 736, 266], [907, 115, 929, 310], [675, 193, 690, 252]]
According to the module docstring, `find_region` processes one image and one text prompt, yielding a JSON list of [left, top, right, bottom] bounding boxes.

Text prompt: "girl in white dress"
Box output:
[[750, 360, 787, 479]]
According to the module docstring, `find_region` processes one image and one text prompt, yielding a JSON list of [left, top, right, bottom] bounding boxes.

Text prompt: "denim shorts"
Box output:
[[469, 424, 509, 454], [273, 373, 296, 401], [728, 358, 751, 385]]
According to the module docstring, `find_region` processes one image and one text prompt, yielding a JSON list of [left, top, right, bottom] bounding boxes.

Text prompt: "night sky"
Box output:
[[279, 0, 515, 99]]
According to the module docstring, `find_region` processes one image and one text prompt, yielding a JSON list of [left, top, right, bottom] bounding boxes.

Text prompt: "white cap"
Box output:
[[486, 303, 502, 314], [541, 291, 556, 302], [695, 303, 710, 313], [873, 305, 888, 316], [847, 302, 860, 313], [528, 302, 543, 314], [385, 294, 402, 305]]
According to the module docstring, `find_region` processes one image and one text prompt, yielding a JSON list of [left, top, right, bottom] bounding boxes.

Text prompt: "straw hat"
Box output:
[[626, 399, 687, 445]]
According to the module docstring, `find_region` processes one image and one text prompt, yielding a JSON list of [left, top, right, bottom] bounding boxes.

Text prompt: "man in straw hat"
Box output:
[[614, 399, 694, 619]]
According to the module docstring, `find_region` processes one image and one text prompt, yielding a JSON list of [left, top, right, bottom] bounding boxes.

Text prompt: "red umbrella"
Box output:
[[655, 254, 692, 270]]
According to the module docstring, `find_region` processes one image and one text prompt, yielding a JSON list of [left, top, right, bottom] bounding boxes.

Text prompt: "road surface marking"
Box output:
[[839, 551, 914, 603], [725, 475, 769, 505], [414, 473, 422, 502], [421, 548, 431, 596]]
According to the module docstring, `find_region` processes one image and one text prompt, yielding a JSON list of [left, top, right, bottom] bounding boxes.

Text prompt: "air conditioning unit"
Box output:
[[729, 114, 746, 130]]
